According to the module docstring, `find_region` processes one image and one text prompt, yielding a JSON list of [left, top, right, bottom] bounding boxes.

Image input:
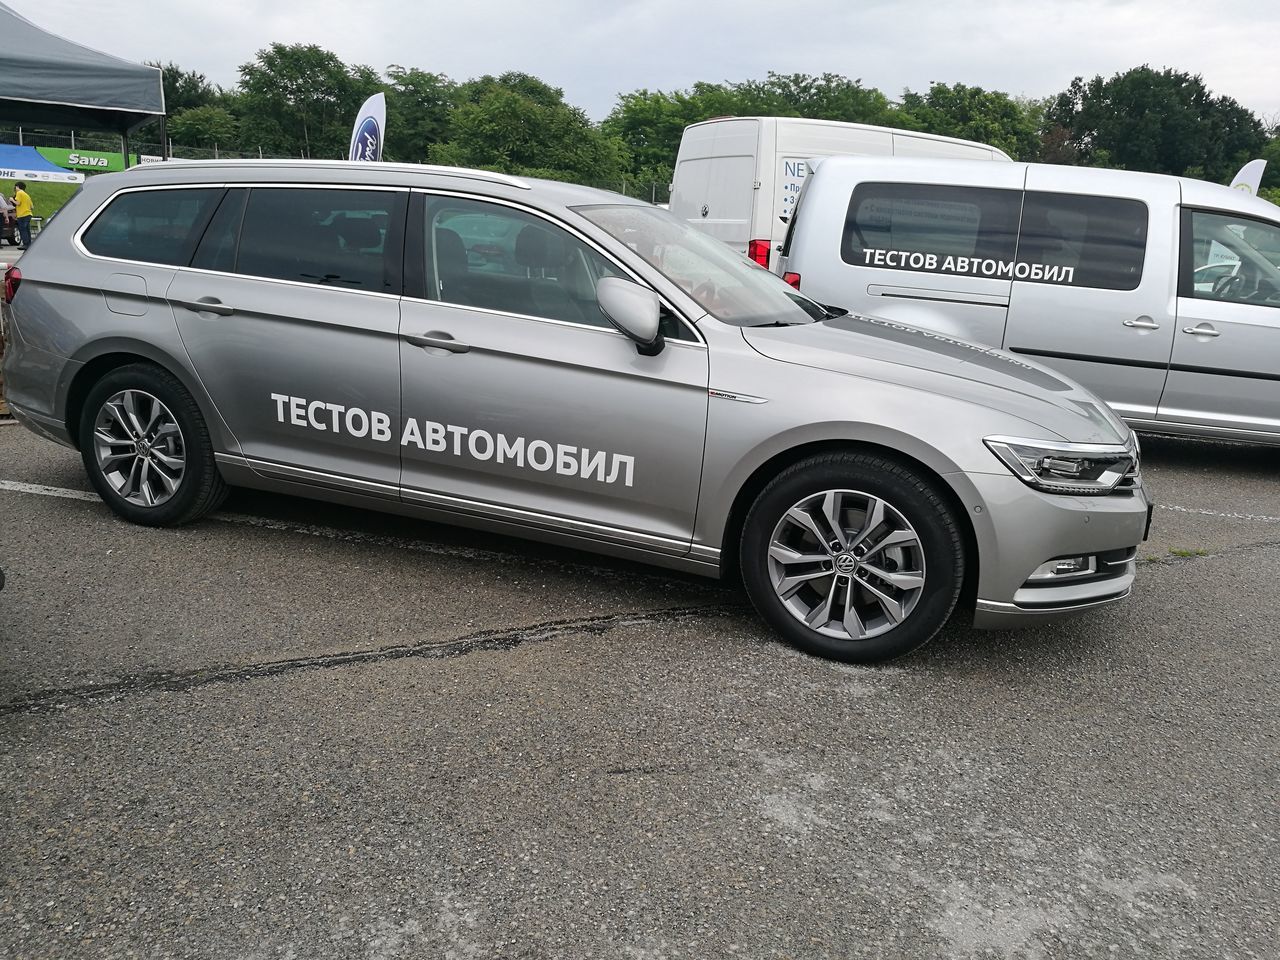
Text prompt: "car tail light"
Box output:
[[3, 265, 20, 304], [747, 239, 771, 268], [782, 272, 801, 289]]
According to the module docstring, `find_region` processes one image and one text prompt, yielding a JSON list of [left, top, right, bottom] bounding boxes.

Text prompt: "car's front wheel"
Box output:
[[78, 363, 228, 526], [741, 452, 966, 663]]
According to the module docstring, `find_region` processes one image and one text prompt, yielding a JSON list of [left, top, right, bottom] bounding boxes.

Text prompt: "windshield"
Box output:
[[574, 204, 826, 326]]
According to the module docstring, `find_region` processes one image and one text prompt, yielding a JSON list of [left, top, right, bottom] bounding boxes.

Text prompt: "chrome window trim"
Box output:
[[411, 188, 706, 346]]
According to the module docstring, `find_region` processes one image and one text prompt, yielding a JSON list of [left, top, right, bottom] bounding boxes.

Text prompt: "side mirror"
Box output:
[[597, 277, 664, 356]]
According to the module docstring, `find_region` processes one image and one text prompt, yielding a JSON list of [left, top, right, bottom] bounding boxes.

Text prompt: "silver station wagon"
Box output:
[[2, 160, 1152, 662]]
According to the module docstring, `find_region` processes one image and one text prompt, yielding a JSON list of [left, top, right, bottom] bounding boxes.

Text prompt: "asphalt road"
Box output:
[[1, 422, 1277, 959]]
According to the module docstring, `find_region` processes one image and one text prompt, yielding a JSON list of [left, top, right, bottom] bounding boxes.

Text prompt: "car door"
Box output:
[[397, 193, 710, 555], [1003, 168, 1178, 422], [169, 185, 407, 491], [1159, 208, 1280, 438]]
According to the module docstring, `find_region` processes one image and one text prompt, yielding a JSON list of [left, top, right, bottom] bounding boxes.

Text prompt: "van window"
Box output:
[[1180, 209, 1280, 308], [81, 188, 222, 266], [235, 188, 403, 292], [841, 183, 1020, 276], [1018, 193, 1147, 291]]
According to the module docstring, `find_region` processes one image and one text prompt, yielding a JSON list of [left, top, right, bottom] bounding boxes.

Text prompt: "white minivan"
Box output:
[[667, 117, 1011, 269], [776, 156, 1280, 445]]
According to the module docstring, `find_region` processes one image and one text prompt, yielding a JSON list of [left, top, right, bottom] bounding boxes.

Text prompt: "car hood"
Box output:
[[742, 313, 1130, 444]]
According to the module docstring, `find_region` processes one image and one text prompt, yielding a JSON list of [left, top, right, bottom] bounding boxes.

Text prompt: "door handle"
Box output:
[[1122, 318, 1161, 330], [174, 297, 235, 316], [1181, 324, 1221, 338], [404, 331, 470, 353]]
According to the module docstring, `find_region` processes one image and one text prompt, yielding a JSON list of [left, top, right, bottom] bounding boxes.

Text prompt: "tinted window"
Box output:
[[190, 188, 247, 273], [236, 188, 403, 291], [841, 183, 1020, 275], [426, 197, 695, 339], [82, 188, 222, 266], [1018, 192, 1147, 290], [1181, 209, 1280, 309]]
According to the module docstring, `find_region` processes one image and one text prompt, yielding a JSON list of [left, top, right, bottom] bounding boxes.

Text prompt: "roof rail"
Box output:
[[127, 158, 532, 190]]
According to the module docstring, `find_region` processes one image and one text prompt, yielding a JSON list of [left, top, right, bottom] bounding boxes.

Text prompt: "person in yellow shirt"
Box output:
[[13, 182, 33, 248]]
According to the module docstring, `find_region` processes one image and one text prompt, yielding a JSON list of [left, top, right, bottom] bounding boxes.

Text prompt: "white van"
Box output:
[[776, 155, 1280, 445], [667, 117, 1011, 268]]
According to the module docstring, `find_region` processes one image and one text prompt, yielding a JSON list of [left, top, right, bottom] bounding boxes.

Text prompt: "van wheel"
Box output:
[[78, 363, 228, 527], [741, 453, 965, 663]]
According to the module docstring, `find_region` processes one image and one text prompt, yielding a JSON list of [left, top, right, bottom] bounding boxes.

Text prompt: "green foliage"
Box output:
[[1045, 66, 1266, 182], [146, 61, 221, 114], [237, 43, 384, 158], [430, 73, 629, 182], [1258, 187, 1280, 207], [1259, 137, 1280, 190], [384, 66, 456, 163], [898, 82, 1042, 160], [168, 105, 239, 148]]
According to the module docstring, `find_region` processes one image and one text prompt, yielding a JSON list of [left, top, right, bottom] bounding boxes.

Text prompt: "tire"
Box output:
[[740, 452, 966, 664], [78, 363, 228, 527]]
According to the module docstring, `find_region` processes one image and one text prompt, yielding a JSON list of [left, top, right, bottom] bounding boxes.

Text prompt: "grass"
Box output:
[[1168, 547, 1210, 558], [1, 179, 83, 223]]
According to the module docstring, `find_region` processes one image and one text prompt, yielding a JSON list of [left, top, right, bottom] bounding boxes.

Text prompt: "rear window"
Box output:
[[1017, 192, 1147, 291], [841, 183, 1020, 275], [235, 187, 402, 291], [81, 188, 222, 266]]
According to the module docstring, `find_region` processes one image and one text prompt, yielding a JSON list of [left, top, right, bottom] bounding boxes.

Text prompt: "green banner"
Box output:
[[37, 146, 136, 173]]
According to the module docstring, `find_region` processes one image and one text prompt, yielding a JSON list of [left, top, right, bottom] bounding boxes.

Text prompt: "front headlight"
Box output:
[[984, 436, 1137, 496]]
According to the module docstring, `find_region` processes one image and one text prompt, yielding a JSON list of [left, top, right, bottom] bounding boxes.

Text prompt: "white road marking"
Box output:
[[0, 478, 696, 584], [1156, 503, 1280, 524]]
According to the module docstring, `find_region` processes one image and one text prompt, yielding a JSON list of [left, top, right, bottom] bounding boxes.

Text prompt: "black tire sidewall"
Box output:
[[741, 454, 965, 664], [78, 364, 222, 527]]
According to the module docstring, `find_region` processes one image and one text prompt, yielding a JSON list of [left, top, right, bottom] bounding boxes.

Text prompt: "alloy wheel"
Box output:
[[92, 389, 187, 507], [767, 489, 927, 641]]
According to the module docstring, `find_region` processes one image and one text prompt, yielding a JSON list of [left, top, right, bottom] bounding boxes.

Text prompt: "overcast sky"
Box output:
[[13, 0, 1280, 122]]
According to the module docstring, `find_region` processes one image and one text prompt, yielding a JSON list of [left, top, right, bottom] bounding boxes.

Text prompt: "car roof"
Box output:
[[105, 159, 646, 208], [807, 155, 1280, 221]]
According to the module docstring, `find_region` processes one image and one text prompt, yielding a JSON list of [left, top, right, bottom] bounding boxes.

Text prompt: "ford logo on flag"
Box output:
[[351, 116, 382, 163]]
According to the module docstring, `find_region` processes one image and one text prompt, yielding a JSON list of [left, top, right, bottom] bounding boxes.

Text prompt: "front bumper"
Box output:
[[954, 470, 1150, 630]]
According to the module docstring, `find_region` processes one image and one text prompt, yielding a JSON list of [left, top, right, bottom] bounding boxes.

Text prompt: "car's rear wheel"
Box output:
[[741, 452, 966, 663], [78, 363, 228, 526]]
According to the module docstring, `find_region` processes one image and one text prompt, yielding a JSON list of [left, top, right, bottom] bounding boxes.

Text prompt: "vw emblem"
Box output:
[[700, 204, 709, 218], [835, 554, 857, 574]]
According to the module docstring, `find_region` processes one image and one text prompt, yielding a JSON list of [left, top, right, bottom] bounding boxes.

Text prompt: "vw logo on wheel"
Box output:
[[834, 553, 858, 574]]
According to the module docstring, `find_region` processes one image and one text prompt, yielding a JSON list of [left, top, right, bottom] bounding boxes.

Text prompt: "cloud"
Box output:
[[13, 0, 1279, 122]]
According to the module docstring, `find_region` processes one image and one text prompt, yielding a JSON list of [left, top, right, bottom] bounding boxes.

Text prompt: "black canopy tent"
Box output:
[[0, 1, 165, 166]]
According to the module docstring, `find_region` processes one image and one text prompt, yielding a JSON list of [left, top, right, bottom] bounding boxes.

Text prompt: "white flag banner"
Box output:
[[348, 92, 386, 162], [1229, 158, 1266, 196]]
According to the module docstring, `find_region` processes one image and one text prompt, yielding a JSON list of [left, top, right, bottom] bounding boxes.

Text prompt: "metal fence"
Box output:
[[0, 127, 671, 201]]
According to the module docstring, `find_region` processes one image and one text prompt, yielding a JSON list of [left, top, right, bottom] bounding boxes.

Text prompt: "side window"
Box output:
[[424, 196, 695, 340], [190, 189, 247, 273], [81, 188, 222, 266], [1181, 209, 1280, 309], [841, 182, 1020, 276], [1018, 192, 1147, 290], [236, 188, 404, 292]]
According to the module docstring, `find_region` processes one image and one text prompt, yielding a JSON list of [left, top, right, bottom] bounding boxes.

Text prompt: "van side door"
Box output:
[[1002, 168, 1178, 422], [1160, 208, 1280, 439]]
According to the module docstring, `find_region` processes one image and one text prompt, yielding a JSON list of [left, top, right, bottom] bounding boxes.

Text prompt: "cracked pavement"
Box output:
[[1, 424, 1278, 959]]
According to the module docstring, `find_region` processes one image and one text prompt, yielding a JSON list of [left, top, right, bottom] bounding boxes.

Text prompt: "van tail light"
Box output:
[[782, 272, 801, 289], [3, 265, 20, 304], [747, 239, 771, 268]]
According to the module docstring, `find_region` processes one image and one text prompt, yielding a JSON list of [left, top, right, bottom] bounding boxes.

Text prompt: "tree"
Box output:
[[168, 105, 238, 149], [898, 82, 1042, 160], [430, 73, 629, 183], [384, 66, 456, 162], [733, 72, 896, 125], [237, 43, 383, 158], [147, 61, 220, 114], [1045, 66, 1266, 181]]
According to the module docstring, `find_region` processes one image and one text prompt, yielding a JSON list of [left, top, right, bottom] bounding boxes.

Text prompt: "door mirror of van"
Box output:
[[597, 277, 664, 356]]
